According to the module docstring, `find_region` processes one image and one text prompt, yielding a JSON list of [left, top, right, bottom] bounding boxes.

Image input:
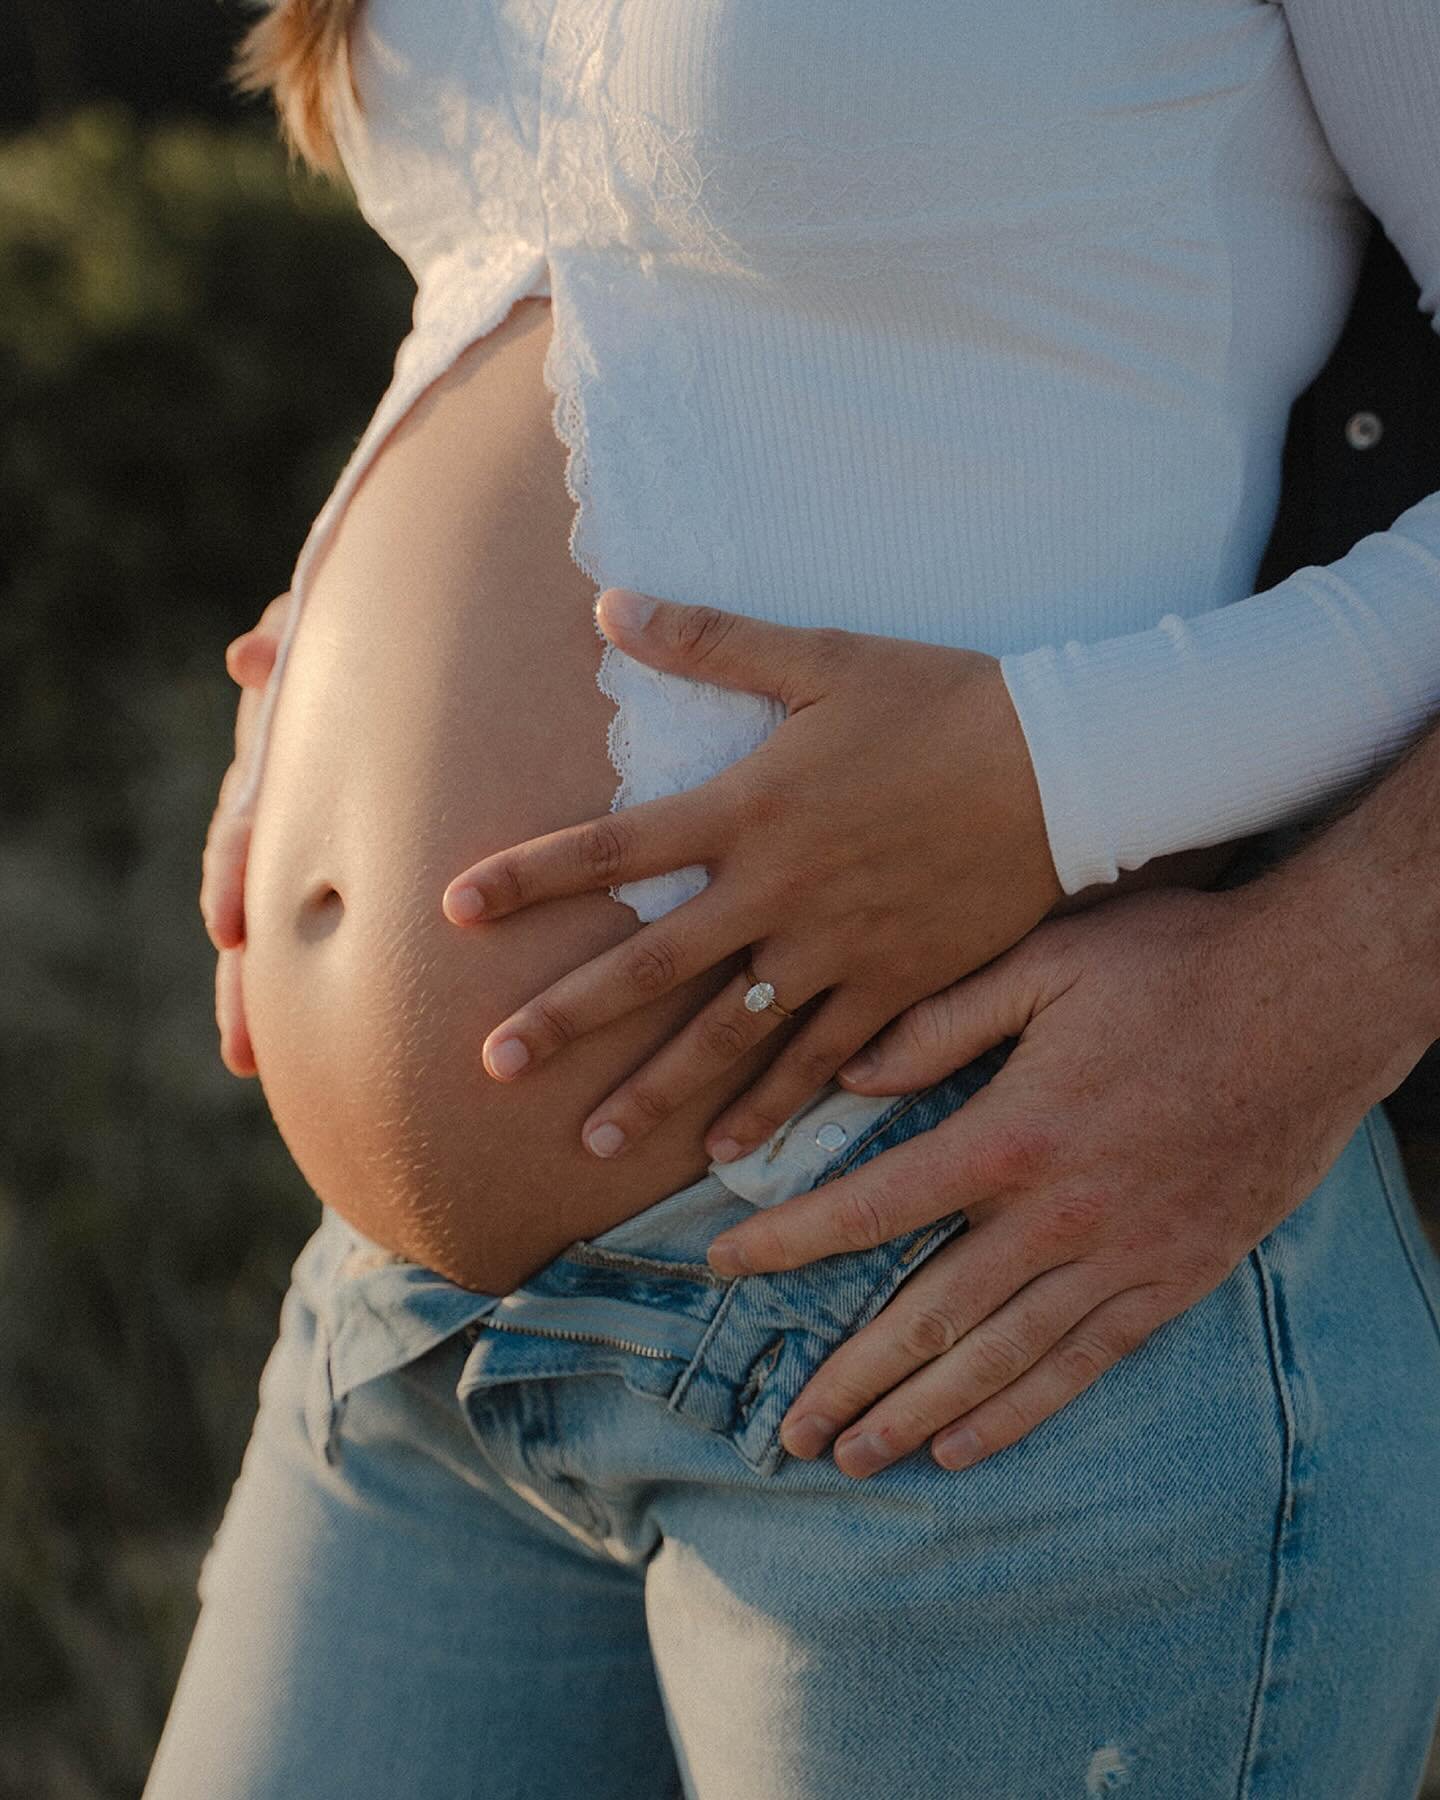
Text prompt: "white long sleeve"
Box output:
[[999, 0, 1440, 895], [254, 0, 1437, 922]]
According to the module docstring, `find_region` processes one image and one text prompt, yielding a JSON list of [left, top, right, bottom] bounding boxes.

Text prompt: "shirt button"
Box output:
[[1345, 410, 1383, 451], [815, 1121, 849, 1152]]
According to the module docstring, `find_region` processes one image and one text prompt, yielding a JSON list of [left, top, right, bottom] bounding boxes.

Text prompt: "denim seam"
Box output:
[[733, 1334, 788, 1419], [562, 1241, 729, 1287], [305, 1325, 344, 1468], [538, 1383, 611, 1544], [1234, 1241, 1301, 1800], [736, 1082, 977, 1466], [666, 1095, 930, 1416], [669, 1273, 747, 1413], [751, 1210, 972, 1471], [1363, 1110, 1440, 1354]]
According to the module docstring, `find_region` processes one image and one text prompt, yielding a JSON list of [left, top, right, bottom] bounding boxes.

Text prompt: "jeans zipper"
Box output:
[[479, 1315, 675, 1361]]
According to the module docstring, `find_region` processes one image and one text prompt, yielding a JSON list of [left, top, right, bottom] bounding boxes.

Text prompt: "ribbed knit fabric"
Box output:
[[230, 0, 1440, 911]]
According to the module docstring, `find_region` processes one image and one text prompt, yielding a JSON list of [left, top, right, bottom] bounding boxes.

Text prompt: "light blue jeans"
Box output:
[[144, 1043, 1440, 1799]]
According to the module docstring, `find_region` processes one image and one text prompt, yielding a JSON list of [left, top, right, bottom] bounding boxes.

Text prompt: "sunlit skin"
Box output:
[[201, 289, 1247, 1456], [213, 296, 798, 1297]]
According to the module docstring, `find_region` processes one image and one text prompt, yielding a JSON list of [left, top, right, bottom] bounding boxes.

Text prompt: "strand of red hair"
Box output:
[[228, 0, 365, 177]]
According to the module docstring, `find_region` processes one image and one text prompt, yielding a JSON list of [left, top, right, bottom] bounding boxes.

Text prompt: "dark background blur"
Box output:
[[3, 3, 413, 1793], [1, 3, 1436, 1795]]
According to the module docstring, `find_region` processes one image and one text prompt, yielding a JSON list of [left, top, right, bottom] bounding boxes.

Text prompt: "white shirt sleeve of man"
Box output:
[[998, 0, 1440, 896]]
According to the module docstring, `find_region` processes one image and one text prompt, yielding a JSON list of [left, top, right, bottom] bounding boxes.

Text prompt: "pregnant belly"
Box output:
[[241, 293, 1245, 1296], [241, 296, 785, 1294]]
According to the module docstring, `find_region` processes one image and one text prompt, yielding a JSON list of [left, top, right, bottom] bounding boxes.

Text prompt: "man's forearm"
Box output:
[[1235, 715, 1440, 1099]]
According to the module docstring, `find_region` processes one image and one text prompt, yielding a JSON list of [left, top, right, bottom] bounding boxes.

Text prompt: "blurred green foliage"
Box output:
[[0, 103, 411, 1797]]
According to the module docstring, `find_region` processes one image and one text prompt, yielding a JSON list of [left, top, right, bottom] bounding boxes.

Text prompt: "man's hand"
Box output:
[[200, 592, 292, 1078], [696, 877, 1424, 1478]]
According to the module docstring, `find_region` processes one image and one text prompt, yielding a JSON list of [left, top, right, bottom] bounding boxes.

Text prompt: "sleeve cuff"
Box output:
[[997, 490, 1440, 897]]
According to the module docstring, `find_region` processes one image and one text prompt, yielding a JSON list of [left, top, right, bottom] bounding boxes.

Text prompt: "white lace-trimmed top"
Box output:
[[230, 0, 1440, 919]]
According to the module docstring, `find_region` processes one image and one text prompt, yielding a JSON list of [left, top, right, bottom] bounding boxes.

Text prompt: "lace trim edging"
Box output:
[[540, 295, 700, 924]]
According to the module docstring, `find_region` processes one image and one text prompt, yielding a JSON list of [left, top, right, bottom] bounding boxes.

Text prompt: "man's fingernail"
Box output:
[[933, 1426, 983, 1470], [837, 1049, 876, 1083], [446, 885, 485, 923], [707, 1237, 751, 1277], [485, 1037, 530, 1080], [584, 1121, 627, 1158], [781, 1414, 837, 1459], [834, 1432, 890, 1479], [709, 1137, 744, 1164], [601, 589, 657, 634]]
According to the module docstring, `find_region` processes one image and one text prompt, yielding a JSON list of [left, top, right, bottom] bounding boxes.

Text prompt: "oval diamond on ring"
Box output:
[[741, 967, 794, 1018]]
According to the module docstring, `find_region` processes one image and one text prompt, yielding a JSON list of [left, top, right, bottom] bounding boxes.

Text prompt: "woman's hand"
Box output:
[[704, 882, 1389, 1479], [442, 588, 1063, 1162], [199, 591, 292, 1078]]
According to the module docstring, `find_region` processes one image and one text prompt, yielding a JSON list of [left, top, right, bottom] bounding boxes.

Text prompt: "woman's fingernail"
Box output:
[[837, 1049, 876, 1083], [584, 1121, 627, 1158], [446, 885, 485, 923], [709, 1137, 744, 1164], [484, 1037, 530, 1080], [707, 1237, 751, 1277], [933, 1426, 983, 1470], [834, 1432, 890, 1479], [781, 1414, 837, 1459], [601, 589, 657, 633]]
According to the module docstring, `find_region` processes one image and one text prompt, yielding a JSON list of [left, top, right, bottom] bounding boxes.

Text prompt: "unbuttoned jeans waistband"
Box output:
[[308, 1045, 1015, 1474]]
